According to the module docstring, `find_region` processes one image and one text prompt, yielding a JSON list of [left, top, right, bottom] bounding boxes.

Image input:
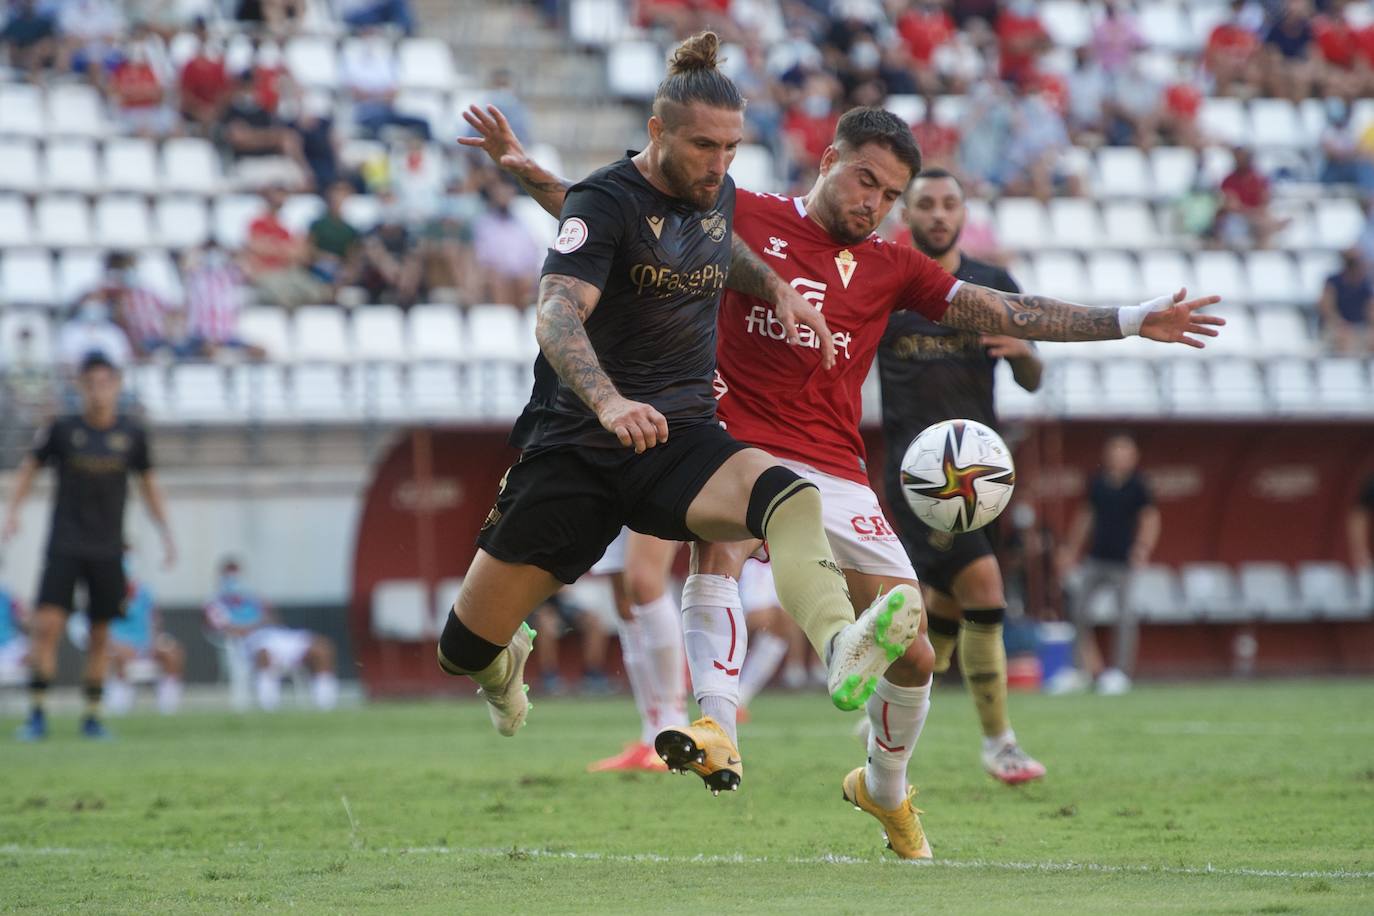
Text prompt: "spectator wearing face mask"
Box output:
[[57, 299, 132, 372], [105, 29, 177, 138], [471, 177, 542, 307], [1319, 248, 1374, 355]]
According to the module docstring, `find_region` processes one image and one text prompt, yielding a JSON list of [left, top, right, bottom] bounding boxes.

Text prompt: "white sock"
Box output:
[[864, 677, 932, 809], [156, 676, 182, 715], [739, 631, 789, 706], [106, 677, 134, 715], [255, 670, 282, 711], [312, 672, 339, 710], [616, 615, 657, 744], [983, 728, 1016, 755], [634, 592, 687, 730], [681, 573, 746, 745]]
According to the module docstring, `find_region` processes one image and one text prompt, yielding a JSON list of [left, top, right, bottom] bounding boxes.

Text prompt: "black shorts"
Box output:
[[37, 553, 127, 621], [478, 423, 748, 584], [889, 495, 999, 596]]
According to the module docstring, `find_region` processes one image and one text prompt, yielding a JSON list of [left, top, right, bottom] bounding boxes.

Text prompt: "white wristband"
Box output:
[[1117, 293, 1174, 337]]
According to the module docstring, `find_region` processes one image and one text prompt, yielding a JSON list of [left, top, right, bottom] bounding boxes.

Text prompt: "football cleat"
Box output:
[[827, 585, 922, 711], [587, 742, 668, 773], [982, 740, 1047, 785], [15, 709, 47, 742], [80, 716, 113, 741], [479, 622, 536, 737], [841, 767, 931, 861], [654, 716, 742, 795]]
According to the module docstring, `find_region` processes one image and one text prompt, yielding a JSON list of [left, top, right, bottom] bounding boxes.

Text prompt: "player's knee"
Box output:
[[690, 539, 750, 578], [891, 635, 935, 682], [745, 465, 818, 540], [624, 568, 664, 605], [254, 649, 272, 670]]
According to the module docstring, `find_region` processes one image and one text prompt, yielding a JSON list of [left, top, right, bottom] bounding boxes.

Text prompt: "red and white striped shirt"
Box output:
[[119, 285, 172, 343], [185, 260, 246, 343]]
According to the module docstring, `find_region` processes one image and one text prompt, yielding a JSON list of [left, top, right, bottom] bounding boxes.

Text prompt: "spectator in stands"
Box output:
[[234, 0, 304, 38], [358, 189, 423, 306], [203, 557, 339, 712], [182, 242, 264, 359], [1320, 100, 1374, 191], [55, 0, 125, 75], [307, 181, 362, 295], [57, 298, 132, 371], [1054, 433, 1159, 697], [959, 76, 1014, 196], [124, 0, 188, 40], [1357, 198, 1374, 268], [338, 0, 415, 35], [529, 591, 611, 696], [1203, 0, 1260, 97], [96, 252, 180, 359], [1065, 47, 1110, 142], [178, 20, 231, 134], [222, 70, 309, 189], [910, 94, 961, 172], [292, 95, 344, 191], [898, 0, 957, 90], [471, 177, 542, 308], [1, 0, 58, 76], [781, 72, 841, 173], [0, 323, 57, 422], [1215, 147, 1287, 249], [1350, 474, 1374, 600], [241, 187, 328, 309], [1313, 1, 1363, 98], [105, 555, 184, 716], [342, 27, 431, 141], [105, 34, 177, 138], [1318, 248, 1374, 355], [1261, 0, 1320, 102], [729, 41, 783, 154], [1002, 80, 1080, 200], [638, 0, 737, 41], [1104, 51, 1164, 149], [994, 0, 1049, 87], [1088, 0, 1145, 81], [392, 136, 445, 224], [1158, 56, 1204, 149], [931, 14, 990, 93], [422, 174, 482, 305]]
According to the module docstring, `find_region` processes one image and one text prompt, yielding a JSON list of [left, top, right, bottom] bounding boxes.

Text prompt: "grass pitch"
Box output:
[[4, 680, 1373, 914]]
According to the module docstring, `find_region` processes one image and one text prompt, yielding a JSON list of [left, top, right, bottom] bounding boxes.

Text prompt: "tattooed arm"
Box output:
[[727, 236, 837, 369], [942, 284, 1224, 347], [458, 104, 569, 217], [536, 273, 668, 451]]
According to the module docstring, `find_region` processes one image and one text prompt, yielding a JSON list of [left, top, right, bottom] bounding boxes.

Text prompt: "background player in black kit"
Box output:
[[3, 353, 176, 741], [439, 35, 929, 779], [877, 169, 1048, 785]]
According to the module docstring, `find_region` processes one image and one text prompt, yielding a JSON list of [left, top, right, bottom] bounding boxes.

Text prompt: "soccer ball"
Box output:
[[899, 419, 1016, 534]]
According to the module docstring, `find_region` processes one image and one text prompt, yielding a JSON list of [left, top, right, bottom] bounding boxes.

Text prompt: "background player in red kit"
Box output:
[[464, 103, 1223, 861]]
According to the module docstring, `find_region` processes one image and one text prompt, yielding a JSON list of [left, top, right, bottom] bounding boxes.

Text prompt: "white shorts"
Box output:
[[777, 458, 917, 580], [589, 527, 629, 576], [739, 558, 780, 615], [244, 627, 312, 671]]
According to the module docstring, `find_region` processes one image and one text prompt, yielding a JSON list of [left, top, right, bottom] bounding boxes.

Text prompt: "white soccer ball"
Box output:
[[899, 419, 1016, 534]]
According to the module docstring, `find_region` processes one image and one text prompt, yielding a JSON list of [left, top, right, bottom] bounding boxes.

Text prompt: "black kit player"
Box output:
[[877, 168, 1046, 784], [436, 34, 930, 753], [3, 353, 177, 741]]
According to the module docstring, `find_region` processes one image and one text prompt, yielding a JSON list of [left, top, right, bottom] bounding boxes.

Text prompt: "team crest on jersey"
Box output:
[[834, 249, 858, 289], [106, 432, 130, 453], [646, 215, 664, 239], [700, 211, 727, 242]]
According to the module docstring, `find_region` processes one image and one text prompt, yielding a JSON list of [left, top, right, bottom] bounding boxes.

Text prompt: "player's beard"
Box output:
[[660, 149, 720, 211], [910, 217, 964, 259]]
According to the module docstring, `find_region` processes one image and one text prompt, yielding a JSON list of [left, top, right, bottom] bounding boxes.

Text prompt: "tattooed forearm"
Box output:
[[724, 235, 782, 301], [535, 273, 619, 411], [517, 171, 571, 219], [944, 285, 1124, 341]]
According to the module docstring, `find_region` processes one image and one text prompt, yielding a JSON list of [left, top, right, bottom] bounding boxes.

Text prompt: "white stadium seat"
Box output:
[[358, 364, 409, 418], [1150, 146, 1199, 198], [1296, 562, 1363, 620], [1048, 198, 1104, 250], [43, 139, 100, 193], [1038, 0, 1092, 47], [1094, 147, 1152, 198], [103, 138, 159, 194], [1057, 359, 1100, 414], [341, 194, 382, 232], [607, 41, 661, 101], [135, 250, 183, 303], [241, 364, 292, 420], [293, 364, 357, 420], [238, 306, 292, 360], [56, 250, 105, 303], [997, 198, 1050, 250], [1204, 306, 1254, 356], [1315, 359, 1374, 414], [213, 194, 266, 249], [1138, 3, 1190, 52], [1131, 565, 1192, 622], [1199, 98, 1249, 146], [932, 95, 966, 125], [1100, 200, 1160, 248], [1099, 361, 1160, 415], [883, 94, 924, 125], [397, 38, 459, 92], [1208, 358, 1268, 415], [1298, 251, 1340, 300], [0, 83, 45, 137], [155, 195, 211, 249], [569, 0, 634, 46], [1032, 251, 1089, 302], [409, 304, 465, 359], [294, 306, 350, 362], [1085, 251, 1142, 304], [95, 196, 153, 249], [170, 363, 235, 422], [1239, 562, 1306, 621], [1253, 308, 1314, 357], [511, 195, 558, 250], [1192, 250, 1248, 304], [162, 138, 222, 194], [1249, 98, 1302, 149], [1271, 200, 1317, 249], [132, 365, 171, 418], [0, 139, 41, 193], [0, 194, 32, 248], [281, 194, 326, 236], [35, 195, 93, 247], [0, 308, 55, 364], [352, 306, 409, 361], [0, 249, 57, 307], [45, 84, 106, 137], [1244, 251, 1302, 306], [1161, 359, 1209, 415], [1138, 250, 1194, 293], [286, 36, 340, 91], [409, 363, 463, 417], [467, 304, 533, 361], [1181, 562, 1244, 621], [992, 360, 1044, 418], [1268, 359, 1316, 413], [371, 579, 432, 640], [730, 144, 779, 193], [1201, 146, 1237, 185], [1313, 198, 1363, 249]]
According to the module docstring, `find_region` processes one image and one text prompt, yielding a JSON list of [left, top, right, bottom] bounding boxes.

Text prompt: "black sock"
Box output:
[[28, 674, 50, 716], [438, 611, 505, 674], [83, 681, 104, 720]]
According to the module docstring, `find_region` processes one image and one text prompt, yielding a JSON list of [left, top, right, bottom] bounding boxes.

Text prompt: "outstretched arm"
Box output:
[[726, 236, 836, 369], [458, 104, 570, 217], [943, 285, 1224, 347]]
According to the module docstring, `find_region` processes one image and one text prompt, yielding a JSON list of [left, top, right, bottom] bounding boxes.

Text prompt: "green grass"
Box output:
[[4, 681, 1374, 914]]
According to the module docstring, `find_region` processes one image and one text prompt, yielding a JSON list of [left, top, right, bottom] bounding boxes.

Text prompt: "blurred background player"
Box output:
[[105, 552, 184, 716], [203, 557, 339, 712], [3, 353, 176, 741], [528, 590, 611, 696], [587, 530, 686, 772], [877, 167, 1047, 785], [0, 579, 30, 686], [1053, 433, 1161, 696]]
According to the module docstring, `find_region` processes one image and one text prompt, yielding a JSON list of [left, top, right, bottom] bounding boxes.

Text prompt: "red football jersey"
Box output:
[[717, 191, 960, 484]]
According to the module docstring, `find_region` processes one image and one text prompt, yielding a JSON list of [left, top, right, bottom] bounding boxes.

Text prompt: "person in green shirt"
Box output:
[[307, 181, 362, 292]]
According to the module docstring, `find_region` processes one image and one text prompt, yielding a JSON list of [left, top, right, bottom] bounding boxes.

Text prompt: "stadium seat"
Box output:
[[1192, 250, 1248, 305], [281, 194, 326, 236], [397, 38, 459, 92], [883, 94, 924, 125], [238, 306, 292, 360], [371, 579, 431, 640], [352, 306, 408, 361], [1130, 565, 1192, 622], [1268, 358, 1316, 413], [1047, 198, 1104, 250], [0, 308, 54, 365], [1248, 98, 1302, 149], [992, 360, 1044, 418], [95, 196, 154, 249], [1101, 201, 1160, 248], [1315, 359, 1373, 413], [103, 138, 159, 194], [1138, 250, 1195, 294], [511, 195, 558, 250], [1200, 145, 1236, 184], [43, 139, 100, 194], [56, 249, 105, 303], [35, 195, 93, 248], [409, 304, 466, 359], [213, 194, 266, 249], [0, 83, 45, 136], [285, 36, 340, 91], [162, 138, 223, 195], [568, 0, 633, 46], [997, 198, 1050, 250], [0, 139, 41, 193], [1204, 305, 1255, 356], [395, 90, 448, 137], [1099, 361, 1160, 415], [1181, 562, 1244, 621], [135, 250, 183, 304], [0, 249, 57, 308], [409, 363, 463, 417], [293, 364, 357, 420], [0, 194, 32, 248], [1032, 251, 1089, 302], [357, 364, 408, 418], [1239, 562, 1306, 621], [607, 41, 661, 100], [1160, 359, 1210, 415], [730, 144, 779, 193], [293, 306, 350, 362], [1038, 0, 1092, 47], [467, 304, 535, 361], [1296, 562, 1363, 620], [170, 363, 235, 423], [1208, 358, 1268, 414], [932, 95, 966, 125], [131, 364, 171, 419], [1150, 146, 1199, 199], [1271, 200, 1317, 249], [1199, 98, 1249, 147], [1138, 2, 1190, 52], [1086, 251, 1142, 304], [434, 577, 464, 630], [1253, 307, 1315, 357], [1094, 147, 1152, 199], [1057, 359, 1100, 414], [1243, 251, 1302, 306], [45, 84, 106, 137], [1313, 198, 1363, 249], [1295, 97, 1328, 148], [1297, 251, 1340, 300], [241, 363, 293, 421], [155, 195, 211, 248]]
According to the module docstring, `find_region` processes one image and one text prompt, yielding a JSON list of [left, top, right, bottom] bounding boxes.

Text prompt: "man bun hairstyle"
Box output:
[[653, 32, 745, 127], [835, 106, 923, 179]]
